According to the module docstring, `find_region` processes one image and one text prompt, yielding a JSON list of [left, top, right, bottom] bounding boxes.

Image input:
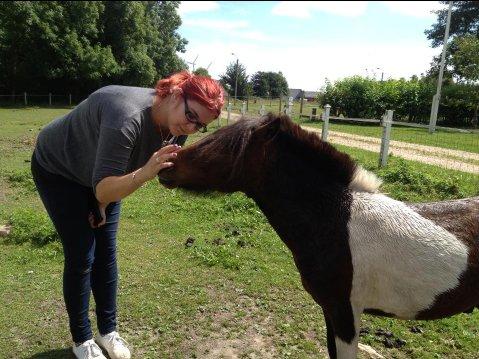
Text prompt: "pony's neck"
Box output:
[[250, 163, 351, 256]]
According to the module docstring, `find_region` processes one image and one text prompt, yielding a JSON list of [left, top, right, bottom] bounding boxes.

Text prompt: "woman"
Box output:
[[31, 71, 224, 359]]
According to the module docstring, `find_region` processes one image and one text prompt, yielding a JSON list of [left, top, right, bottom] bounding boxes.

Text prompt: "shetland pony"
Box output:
[[158, 114, 479, 359]]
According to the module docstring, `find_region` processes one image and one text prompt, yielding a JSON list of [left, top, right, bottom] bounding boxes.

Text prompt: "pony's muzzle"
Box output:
[[158, 167, 177, 188]]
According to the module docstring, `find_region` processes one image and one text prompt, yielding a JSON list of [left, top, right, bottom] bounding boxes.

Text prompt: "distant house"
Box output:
[[288, 89, 319, 102], [303, 91, 319, 101], [289, 88, 302, 100]]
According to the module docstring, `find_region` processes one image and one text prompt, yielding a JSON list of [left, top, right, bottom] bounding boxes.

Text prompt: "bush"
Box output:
[[319, 76, 478, 127], [7, 208, 59, 246], [378, 159, 465, 201]]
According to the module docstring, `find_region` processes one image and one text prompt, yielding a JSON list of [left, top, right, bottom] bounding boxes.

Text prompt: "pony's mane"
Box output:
[[269, 114, 382, 193]]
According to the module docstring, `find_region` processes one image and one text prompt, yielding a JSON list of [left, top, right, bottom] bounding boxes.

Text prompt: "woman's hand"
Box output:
[[89, 202, 107, 228], [135, 144, 181, 183], [94, 144, 182, 204]]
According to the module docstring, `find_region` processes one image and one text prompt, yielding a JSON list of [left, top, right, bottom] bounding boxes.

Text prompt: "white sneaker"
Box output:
[[72, 339, 107, 359], [95, 331, 131, 359]]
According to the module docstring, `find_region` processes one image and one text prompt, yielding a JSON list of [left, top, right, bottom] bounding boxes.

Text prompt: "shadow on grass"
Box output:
[[28, 348, 75, 358]]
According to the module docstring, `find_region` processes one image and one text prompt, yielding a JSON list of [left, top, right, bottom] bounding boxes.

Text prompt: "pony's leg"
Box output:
[[324, 313, 337, 359], [329, 302, 362, 359]]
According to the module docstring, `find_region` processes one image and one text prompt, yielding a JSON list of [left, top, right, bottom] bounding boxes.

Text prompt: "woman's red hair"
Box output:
[[155, 71, 225, 118]]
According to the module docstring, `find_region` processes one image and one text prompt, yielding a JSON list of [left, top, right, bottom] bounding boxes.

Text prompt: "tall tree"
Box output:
[[426, 1, 479, 126], [269, 71, 289, 98], [451, 35, 479, 81], [250, 71, 289, 98], [425, 1, 479, 47], [0, 1, 187, 96], [425, 1, 479, 81], [146, 1, 187, 79], [251, 71, 270, 97], [219, 61, 249, 99], [0, 1, 35, 96]]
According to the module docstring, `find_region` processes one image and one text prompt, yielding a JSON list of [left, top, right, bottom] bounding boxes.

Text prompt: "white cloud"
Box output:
[[184, 19, 249, 31], [235, 31, 272, 42], [271, 1, 313, 19], [381, 1, 444, 18], [272, 1, 444, 19], [272, 1, 368, 19], [180, 40, 440, 90], [179, 1, 219, 15], [182, 19, 272, 42]]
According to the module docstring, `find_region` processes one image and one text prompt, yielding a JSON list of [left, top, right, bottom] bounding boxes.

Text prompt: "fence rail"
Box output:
[[0, 93, 73, 106]]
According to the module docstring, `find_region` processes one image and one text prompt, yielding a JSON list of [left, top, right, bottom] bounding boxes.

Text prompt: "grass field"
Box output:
[[1, 107, 479, 358]]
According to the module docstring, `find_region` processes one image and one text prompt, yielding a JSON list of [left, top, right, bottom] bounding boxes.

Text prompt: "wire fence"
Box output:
[[0, 93, 75, 107], [221, 95, 319, 118]]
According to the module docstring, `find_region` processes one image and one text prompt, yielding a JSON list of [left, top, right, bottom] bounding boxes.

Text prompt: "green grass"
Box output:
[[1, 107, 479, 358], [295, 117, 479, 154]]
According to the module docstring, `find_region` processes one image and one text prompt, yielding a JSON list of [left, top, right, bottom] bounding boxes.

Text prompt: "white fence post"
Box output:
[[321, 104, 331, 141], [49, 93, 52, 106], [241, 101, 246, 115], [286, 96, 293, 116], [379, 110, 393, 167], [24, 92, 27, 106], [259, 104, 266, 116], [69, 94, 72, 106], [227, 102, 231, 125]]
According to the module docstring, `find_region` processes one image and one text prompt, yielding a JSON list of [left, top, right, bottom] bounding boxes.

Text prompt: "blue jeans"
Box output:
[[31, 153, 121, 343]]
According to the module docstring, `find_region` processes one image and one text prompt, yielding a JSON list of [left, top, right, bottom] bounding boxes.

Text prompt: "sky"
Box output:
[[177, 1, 446, 91]]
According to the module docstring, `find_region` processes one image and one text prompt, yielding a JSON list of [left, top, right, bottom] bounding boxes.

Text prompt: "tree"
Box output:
[[0, 1, 187, 97], [219, 61, 249, 99], [425, 1, 479, 127], [250, 71, 289, 98], [425, 1, 479, 48], [451, 35, 479, 127], [0, 2, 35, 96], [144, 1, 187, 79], [318, 76, 477, 127], [251, 71, 270, 97], [100, 1, 187, 86], [269, 71, 289, 98], [451, 35, 479, 81], [193, 67, 210, 77], [0, 2, 121, 95], [425, 1, 479, 81]]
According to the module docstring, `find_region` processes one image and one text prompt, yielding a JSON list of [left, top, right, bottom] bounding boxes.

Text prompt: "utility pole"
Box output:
[[234, 58, 239, 106], [429, 1, 453, 133]]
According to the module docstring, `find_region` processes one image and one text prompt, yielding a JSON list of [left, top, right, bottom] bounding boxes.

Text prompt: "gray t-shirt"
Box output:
[[35, 85, 176, 191]]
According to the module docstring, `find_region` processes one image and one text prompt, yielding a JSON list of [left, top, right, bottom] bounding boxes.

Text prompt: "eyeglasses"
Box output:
[[184, 95, 207, 133]]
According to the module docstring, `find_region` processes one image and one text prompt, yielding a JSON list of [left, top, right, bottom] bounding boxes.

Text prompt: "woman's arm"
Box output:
[[95, 144, 180, 204]]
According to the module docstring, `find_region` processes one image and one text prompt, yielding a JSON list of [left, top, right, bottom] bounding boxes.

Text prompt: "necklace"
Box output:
[[160, 129, 176, 147]]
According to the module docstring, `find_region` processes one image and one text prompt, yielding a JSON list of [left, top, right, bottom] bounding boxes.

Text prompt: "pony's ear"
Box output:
[[253, 114, 282, 141]]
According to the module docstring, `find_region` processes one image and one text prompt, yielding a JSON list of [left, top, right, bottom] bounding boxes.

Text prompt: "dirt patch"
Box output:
[[179, 284, 281, 358]]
